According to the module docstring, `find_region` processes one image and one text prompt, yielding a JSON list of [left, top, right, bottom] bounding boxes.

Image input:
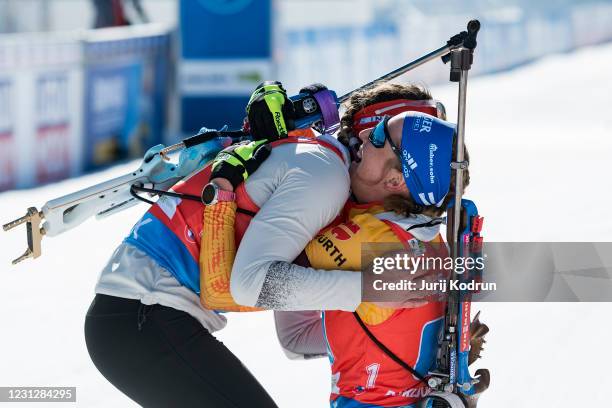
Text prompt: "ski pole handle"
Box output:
[[464, 20, 480, 50]]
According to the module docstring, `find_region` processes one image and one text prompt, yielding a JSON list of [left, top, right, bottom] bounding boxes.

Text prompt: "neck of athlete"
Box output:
[[350, 182, 392, 204]]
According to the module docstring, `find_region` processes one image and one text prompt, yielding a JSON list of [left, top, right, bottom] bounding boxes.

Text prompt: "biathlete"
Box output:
[[201, 83, 466, 407], [85, 81, 433, 407]]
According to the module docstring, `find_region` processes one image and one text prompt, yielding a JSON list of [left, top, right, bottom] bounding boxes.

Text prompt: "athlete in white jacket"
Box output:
[[86, 82, 356, 408]]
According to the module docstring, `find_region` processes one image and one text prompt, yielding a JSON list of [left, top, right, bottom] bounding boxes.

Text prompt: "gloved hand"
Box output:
[[468, 311, 489, 366], [246, 81, 295, 141], [465, 368, 490, 408], [298, 83, 339, 133], [295, 84, 328, 118], [299, 82, 328, 96], [210, 140, 272, 190], [465, 311, 491, 408]]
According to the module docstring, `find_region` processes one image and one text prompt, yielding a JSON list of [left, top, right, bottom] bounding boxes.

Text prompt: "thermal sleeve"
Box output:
[[273, 311, 327, 360], [200, 201, 261, 312]]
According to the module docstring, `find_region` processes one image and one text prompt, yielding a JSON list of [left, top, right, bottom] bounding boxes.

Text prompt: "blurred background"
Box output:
[[1, 0, 611, 192]]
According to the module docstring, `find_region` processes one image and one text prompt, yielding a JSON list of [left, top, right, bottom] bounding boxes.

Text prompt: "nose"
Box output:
[[357, 128, 371, 143]]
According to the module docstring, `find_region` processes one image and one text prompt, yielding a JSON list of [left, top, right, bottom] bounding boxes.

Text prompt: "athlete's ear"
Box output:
[[383, 167, 408, 194]]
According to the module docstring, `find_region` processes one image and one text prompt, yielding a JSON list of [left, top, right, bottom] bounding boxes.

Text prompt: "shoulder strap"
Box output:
[[382, 218, 445, 244], [381, 219, 415, 247], [406, 218, 445, 233], [352, 311, 427, 382], [353, 219, 440, 383]]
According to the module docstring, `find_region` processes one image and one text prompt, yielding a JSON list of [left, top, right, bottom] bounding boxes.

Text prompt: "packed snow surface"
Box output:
[[1, 43, 611, 407]]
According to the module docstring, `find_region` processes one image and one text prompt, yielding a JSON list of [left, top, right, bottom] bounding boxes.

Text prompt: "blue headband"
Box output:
[[399, 112, 456, 207]]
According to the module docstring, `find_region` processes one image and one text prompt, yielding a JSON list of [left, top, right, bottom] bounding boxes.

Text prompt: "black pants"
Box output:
[[85, 294, 278, 408]]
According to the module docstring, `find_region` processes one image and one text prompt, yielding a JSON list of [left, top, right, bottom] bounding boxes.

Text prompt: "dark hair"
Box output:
[[340, 81, 469, 218], [338, 82, 432, 143]]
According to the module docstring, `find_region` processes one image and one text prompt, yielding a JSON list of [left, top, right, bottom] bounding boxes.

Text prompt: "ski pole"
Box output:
[[449, 20, 480, 248], [443, 18, 480, 398], [422, 21, 481, 408], [447, 19, 480, 322]]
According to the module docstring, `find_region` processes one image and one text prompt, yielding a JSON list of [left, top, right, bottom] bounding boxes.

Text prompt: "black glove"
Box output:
[[296, 83, 332, 133], [299, 83, 328, 96], [295, 84, 328, 118], [246, 81, 295, 141], [210, 140, 272, 189]]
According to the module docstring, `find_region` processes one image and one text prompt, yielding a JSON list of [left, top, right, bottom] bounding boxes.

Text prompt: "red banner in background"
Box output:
[[35, 123, 70, 183], [0, 132, 15, 191]]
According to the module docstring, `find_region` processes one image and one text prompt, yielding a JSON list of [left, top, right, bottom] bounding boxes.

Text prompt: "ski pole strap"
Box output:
[[405, 218, 445, 233], [130, 185, 201, 204], [352, 312, 427, 382]]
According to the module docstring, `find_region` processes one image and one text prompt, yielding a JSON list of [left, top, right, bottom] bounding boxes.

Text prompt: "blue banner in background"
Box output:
[[179, 0, 273, 133], [83, 33, 170, 171], [84, 63, 143, 170]]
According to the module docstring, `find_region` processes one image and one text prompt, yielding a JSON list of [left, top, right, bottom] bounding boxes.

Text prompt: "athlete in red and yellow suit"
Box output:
[[201, 199, 446, 408]]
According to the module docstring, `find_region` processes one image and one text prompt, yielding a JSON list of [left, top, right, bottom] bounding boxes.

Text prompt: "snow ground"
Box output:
[[1, 43, 611, 407]]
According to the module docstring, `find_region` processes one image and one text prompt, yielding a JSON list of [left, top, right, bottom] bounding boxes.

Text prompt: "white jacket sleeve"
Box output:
[[274, 311, 327, 360], [230, 143, 361, 311]]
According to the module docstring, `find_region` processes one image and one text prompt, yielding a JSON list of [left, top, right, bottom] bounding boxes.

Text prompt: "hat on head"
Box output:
[[399, 111, 456, 207]]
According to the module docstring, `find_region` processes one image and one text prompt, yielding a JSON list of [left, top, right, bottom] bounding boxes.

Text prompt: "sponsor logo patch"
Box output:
[[428, 143, 437, 184]]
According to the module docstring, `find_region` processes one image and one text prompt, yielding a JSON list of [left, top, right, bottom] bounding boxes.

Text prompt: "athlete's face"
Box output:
[[349, 115, 408, 203]]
